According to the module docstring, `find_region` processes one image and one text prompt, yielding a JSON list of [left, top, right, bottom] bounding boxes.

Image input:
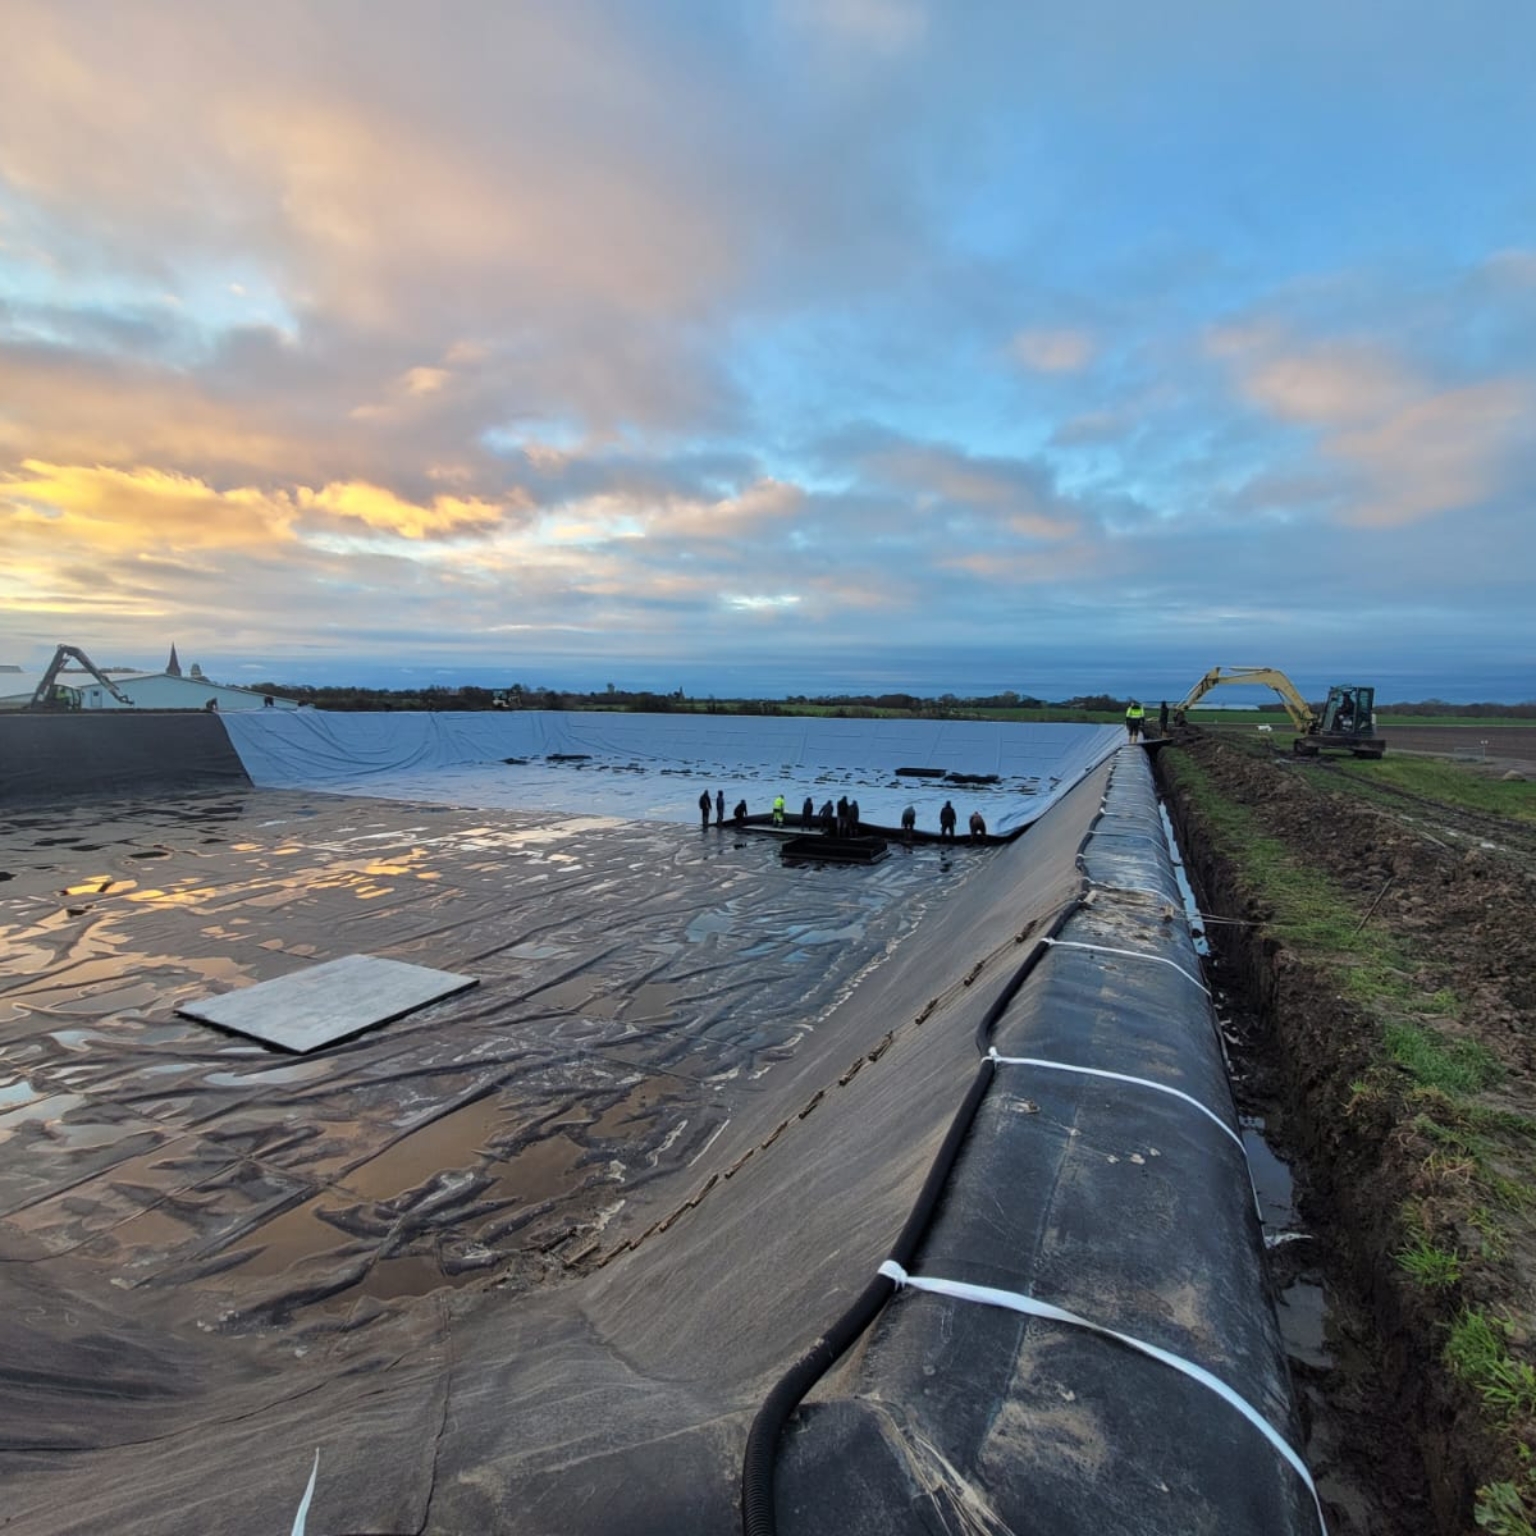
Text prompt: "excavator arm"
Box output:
[[1177, 666, 1317, 733], [28, 645, 135, 709]]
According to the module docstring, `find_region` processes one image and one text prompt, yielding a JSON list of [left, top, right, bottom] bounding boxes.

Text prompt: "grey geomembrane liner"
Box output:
[[220, 707, 1123, 834], [0, 734, 1312, 1535], [177, 955, 478, 1052]]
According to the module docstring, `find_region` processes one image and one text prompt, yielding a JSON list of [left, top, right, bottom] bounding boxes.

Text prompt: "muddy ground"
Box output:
[[1160, 729, 1536, 1535], [1206, 721, 1536, 774]]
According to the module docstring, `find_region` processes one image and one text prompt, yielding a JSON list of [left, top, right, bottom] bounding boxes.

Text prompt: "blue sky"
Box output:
[[1, 0, 1532, 701]]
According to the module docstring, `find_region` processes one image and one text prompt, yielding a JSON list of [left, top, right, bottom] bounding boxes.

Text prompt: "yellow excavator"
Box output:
[[26, 644, 136, 710], [1175, 666, 1385, 758]]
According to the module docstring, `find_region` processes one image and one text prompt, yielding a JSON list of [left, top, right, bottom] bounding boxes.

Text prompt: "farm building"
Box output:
[[0, 646, 301, 712]]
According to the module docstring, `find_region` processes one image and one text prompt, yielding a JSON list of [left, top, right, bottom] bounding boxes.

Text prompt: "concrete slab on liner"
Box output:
[[177, 954, 478, 1052]]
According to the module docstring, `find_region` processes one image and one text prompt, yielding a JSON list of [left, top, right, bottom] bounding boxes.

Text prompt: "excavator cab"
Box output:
[[1298, 684, 1384, 758]]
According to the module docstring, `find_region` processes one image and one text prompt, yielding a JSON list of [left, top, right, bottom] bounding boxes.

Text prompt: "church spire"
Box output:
[[166, 643, 182, 677]]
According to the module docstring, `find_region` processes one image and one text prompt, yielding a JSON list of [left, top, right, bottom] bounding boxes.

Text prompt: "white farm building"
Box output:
[[0, 645, 302, 713]]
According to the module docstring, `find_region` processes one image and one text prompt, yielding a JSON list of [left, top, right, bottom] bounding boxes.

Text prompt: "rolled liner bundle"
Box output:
[[765, 749, 1321, 1535]]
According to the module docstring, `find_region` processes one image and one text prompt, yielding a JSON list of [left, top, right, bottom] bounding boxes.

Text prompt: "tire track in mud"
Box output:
[[1305, 759, 1536, 866]]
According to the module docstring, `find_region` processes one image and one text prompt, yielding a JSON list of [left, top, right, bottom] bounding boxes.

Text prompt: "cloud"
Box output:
[[1330, 381, 1529, 528], [1011, 328, 1097, 374], [2, 2, 1535, 691], [781, 0, 928, 55], [842, 433, 1082, 541], [1211, 328, 1533, 527], [297, 482, 513, 541]]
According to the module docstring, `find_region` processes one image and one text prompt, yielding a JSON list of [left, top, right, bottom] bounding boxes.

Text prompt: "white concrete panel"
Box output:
[[177, 955, 478, 1053]]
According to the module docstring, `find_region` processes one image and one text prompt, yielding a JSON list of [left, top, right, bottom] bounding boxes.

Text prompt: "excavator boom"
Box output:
[[1178, 666, 1316, 732], [1175, 666, 1384, 758], [28, 645, 135, 710]]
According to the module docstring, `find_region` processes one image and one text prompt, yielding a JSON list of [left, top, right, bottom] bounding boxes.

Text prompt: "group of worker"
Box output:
[[698, 789, 988, 843], [1123, 700, 1172, 742]]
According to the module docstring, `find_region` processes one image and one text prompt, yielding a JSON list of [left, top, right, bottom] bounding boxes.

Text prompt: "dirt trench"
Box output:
[[1157, 731, 1536, 1536]]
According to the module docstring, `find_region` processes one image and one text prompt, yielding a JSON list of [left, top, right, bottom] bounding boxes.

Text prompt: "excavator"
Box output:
[[1175, 666, 1385, 758], [26, 645, 136, 710]]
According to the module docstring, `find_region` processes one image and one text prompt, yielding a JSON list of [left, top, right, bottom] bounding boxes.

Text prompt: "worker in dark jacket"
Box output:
[[901, 806, 916, 844], [716, 790, 725, 825], [801, 795, 814, 827], [698, 789, 712, 828], [939, 801, 957, 842], [733, 799, 748, 826], [969, 811, 987, 843], [1158, 700, 1170, 735]]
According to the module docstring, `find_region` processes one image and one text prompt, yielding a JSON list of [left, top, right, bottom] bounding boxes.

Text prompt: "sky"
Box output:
[[1, 0, 1533, 702]]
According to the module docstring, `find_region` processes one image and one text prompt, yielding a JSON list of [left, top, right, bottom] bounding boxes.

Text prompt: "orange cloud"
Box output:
[[1331, 381, 1528, 528], [1, 462, 294, 551], [1, 462, 526, 575], [299, 481, 516, 540], [1212, 330, 1532, 527]]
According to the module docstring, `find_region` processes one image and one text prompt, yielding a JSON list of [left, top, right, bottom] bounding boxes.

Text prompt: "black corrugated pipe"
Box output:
[[740, 890, 1086, 1536]]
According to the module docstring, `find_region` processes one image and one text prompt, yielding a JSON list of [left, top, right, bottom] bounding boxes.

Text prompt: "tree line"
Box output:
[[248, 682, 1534, 719]]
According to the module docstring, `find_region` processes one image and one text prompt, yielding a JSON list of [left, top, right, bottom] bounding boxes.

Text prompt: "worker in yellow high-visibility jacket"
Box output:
[[1125, 701, 1145, 741], [772, 794, 786, 826]]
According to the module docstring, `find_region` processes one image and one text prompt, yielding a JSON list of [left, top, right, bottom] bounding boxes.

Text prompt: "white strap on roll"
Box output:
[[877, 1261, 1326, 1534], [987, 1049, 1243, 1154], [1042, 936, 1209, 996]]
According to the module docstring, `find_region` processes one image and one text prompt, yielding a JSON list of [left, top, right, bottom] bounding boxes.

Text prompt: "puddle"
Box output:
[[481, 1133, 585, 1204], [1278, 1279, 1332, 1369], [1242, 1118, 1299, 1232], [53, 981, 164, 1015], [204, 1059, 334, 1088], [341, 1095, 508, 1200], [0, 1079, 42, 1110], [537, 976, 597, 1010], [624, 983, 680, 1022], [686, 911, 733, 942], [788, 921, 866, 946], [221, 1193, 352, 1277], [356, 1253, 452, 1299], [589, 1078, 674, 1138], [0, 1091, 87, 1132]]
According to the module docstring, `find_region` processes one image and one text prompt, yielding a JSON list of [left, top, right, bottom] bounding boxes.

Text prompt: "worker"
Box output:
[[772, 794, 786, 827], [698, 789, 712, 829], [1125, 700, 1145, 741], [733, 799, 748, 826], [716, 789, 725, 826], [900, 806, 916, 844], [1158, 700, 1169, 735], [819, 799, 836, 835], [939, 801, 957, 842], [836, 795, 849, 837], [969, 811, 987, 842], [801, 795, 814, 827], [848, 799, 860, 834]]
